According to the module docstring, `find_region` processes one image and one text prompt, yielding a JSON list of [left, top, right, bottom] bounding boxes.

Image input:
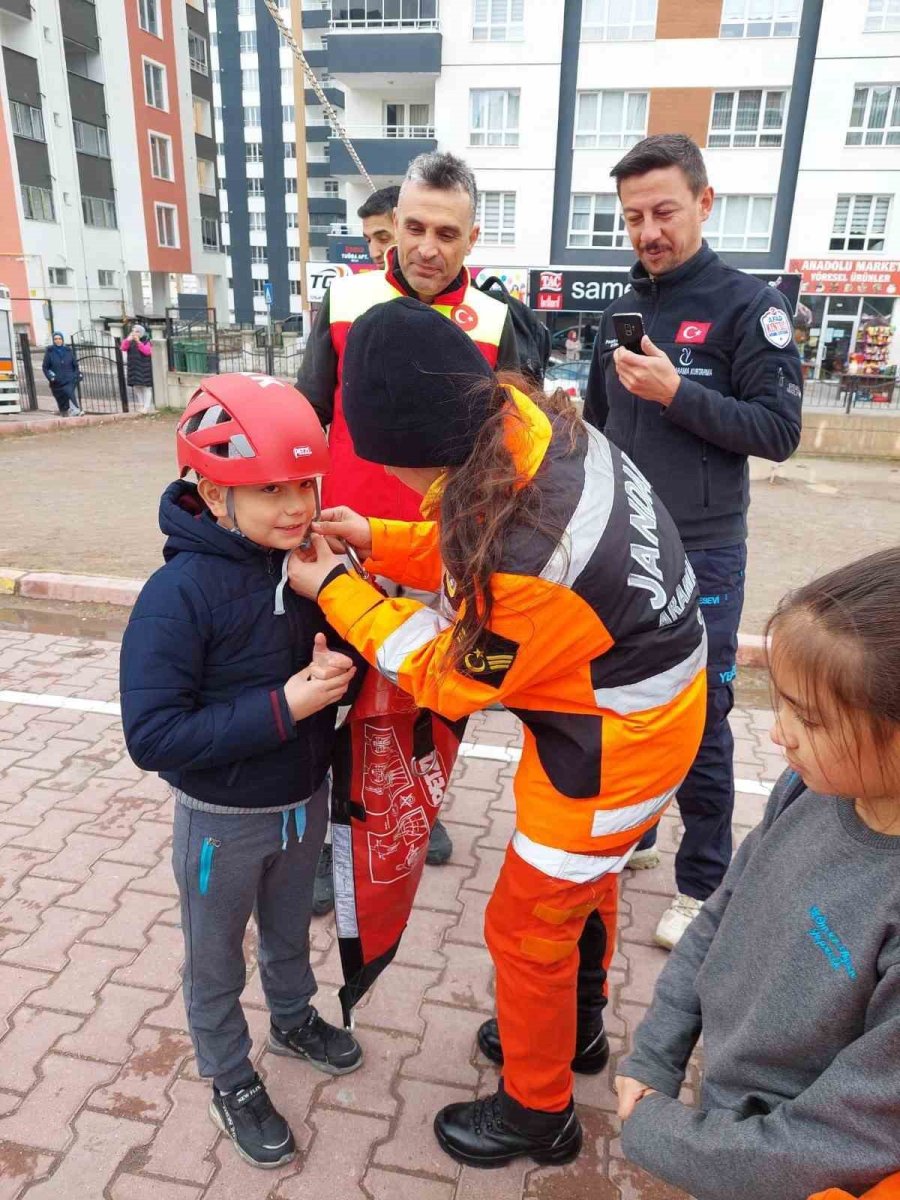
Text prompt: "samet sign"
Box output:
[[789, 258, 900, 296], [530, 268, 801, 313]]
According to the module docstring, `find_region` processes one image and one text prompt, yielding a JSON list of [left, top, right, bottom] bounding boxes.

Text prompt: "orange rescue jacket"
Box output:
[[318, 388, 707, 868], [809, 1178, 900, 1200]]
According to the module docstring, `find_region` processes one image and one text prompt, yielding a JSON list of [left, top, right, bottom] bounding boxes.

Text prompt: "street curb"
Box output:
[[0, 565, 771, 668], [0, 411, 146, 439]]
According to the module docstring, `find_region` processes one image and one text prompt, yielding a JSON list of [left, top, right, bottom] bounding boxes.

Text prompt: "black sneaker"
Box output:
[[434, 1087, 582, 1169], [312, 843, 334, 916], [209, 1074, 295, 1169], [425, 819, 453, 866], [268, 1006, 363, 1075], [477, 1016, 609, 1074]]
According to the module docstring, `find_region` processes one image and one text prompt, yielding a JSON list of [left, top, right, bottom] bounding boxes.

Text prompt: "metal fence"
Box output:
[[802, 374, 898, 412], [16, 333, 37, 411], [71, 330, 130, 414], [167, 320, 304, 382]]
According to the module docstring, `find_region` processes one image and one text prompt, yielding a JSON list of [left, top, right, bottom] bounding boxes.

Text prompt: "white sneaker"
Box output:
[[654, 893, 703, 950], [628, 846, 661, 871]]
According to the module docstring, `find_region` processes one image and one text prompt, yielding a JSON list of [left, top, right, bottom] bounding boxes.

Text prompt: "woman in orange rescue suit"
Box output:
[[288, 296, 707, 1170]]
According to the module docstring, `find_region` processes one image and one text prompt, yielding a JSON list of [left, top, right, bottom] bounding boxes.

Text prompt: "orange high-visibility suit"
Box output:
[[317, 387, 707, 1113], [810, 1178, 900, 1200]]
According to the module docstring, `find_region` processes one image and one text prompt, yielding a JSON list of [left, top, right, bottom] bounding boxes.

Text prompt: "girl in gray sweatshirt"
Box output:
[[617, 547, 900, 1200]]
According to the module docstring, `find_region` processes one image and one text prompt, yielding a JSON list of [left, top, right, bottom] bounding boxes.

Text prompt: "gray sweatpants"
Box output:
[[172, 781, 328, 1091]]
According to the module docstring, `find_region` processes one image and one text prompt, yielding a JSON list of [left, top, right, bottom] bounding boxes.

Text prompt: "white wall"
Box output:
[[576, 35, 796, 92]]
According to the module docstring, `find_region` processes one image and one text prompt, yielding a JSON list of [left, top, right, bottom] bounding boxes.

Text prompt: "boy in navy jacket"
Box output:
[[120, 375, 363, 1170]]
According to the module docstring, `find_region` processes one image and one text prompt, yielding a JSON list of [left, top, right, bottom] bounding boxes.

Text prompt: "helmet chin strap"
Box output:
[[224, 487, 245, 538]]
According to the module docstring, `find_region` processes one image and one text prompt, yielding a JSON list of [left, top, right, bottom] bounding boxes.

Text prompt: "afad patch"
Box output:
[[458, 629, 519, 689], [760, 305, 793, 349]]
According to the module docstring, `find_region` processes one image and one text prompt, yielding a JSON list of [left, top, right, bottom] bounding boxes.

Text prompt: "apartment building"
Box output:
[[0, 0, 227, 343], [210, 0, 346, 326]]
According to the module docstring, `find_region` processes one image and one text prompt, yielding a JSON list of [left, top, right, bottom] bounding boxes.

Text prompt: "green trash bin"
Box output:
[[184, 340, 208, 373]]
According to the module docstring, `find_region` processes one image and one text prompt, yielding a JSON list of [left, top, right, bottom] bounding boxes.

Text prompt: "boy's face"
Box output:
[[200, 478, 318, 551]]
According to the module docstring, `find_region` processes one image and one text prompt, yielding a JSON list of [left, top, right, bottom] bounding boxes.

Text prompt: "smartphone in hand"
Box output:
[[612, 313, 646, 355]]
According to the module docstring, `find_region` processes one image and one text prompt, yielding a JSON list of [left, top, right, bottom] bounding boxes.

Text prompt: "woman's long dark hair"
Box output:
[[438, 371, 581, 675]]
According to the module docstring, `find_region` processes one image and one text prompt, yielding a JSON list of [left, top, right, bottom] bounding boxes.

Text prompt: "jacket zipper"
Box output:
[[701, 444, 710, 508], [199, 836, 219, 895]]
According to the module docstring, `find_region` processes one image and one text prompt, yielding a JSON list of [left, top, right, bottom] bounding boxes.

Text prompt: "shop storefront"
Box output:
[[788, 258, 899, 385]]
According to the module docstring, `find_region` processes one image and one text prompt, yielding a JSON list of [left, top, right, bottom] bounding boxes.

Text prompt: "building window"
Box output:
[[249, 211, 266, 230], [473, 0, 524, 41], [253, 279, 267, 298], [285, 177, 297, 193], [149, 133, 173, 180], [143, 59, 167, 110], [73, 119, 110, 157], [708, 89, 788, 148], [10, 100, 45, 141], [197, 158, 216, 195], [384, 102, 432, 137], [193, 96, 213, 137], [156, 202, 178, 247], [575, 91, 647, 149], [239, 0, 255, 14], [831, 194, 891, 250], [582, 0, 657, 40], [242, 69, 260, 93], [470, 89, 519, 147], [324, 179, 339, 195], [246, 143, 263, 162], [291, 280, 302, 295], [186, 0, 205, 11], [704, 194, 774, 251], [82, 195, 118, 228], [138, 0, 161, 37], [240, 31, 257, 51], [865, 0, 900, 31], [568, 193, 629, 248], [247, 177, 264, 195], [284, 142, 296, 159], [244, 106, 262, 126], [286, 212, 298, 227], [282, 105, 295, 123], [48, 267, 70, 286], [98, 269, 116, 287], [720, 0, 801, 38], [201, 216, 219, 250], [846, 84, 900, 145], [476, 191, 516, 245], [251, 245, 267, 263], [21, 183, 55, 222], [188, 31, 209, 75], [282, 67, 292, 88]]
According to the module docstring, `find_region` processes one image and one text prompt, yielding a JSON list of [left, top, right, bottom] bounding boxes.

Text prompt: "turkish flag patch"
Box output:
[[675, 321, 712, 344]]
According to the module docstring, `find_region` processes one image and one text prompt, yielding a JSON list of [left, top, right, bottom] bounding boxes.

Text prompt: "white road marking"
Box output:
[[0, 688, 775, 796]]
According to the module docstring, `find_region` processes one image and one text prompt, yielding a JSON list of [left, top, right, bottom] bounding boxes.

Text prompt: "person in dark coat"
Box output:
[[41, 332, 82, 416], [121, 322, 154, 413]]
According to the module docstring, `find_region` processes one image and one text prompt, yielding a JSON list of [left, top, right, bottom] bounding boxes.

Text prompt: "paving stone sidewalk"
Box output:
[[0, 628, 782, 1200]]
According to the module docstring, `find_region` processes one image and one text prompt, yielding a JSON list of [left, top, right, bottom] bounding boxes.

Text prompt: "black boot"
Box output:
[[477, 1015, 609, 1074], [425, 818, 453, 865], [434, 1083, 582, 1168]]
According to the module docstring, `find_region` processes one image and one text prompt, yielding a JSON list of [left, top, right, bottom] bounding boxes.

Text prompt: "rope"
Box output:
[[261, 0, 376, 194]]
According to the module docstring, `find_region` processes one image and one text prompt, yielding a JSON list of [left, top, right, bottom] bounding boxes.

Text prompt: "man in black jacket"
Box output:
[[584, 134, 802, 949]]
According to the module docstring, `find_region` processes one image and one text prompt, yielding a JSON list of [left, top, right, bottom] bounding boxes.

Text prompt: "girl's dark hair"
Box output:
[[765, 547, 900, 751], [438, 371, 581, 675]]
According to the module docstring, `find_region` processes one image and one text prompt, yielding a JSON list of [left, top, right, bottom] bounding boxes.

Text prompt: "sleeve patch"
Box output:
[[760, 306, 793, 349], [458, 629, 520, 689]]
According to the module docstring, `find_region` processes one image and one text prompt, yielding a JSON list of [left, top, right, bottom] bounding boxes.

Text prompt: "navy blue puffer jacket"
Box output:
[[120, 480, 362, 808]]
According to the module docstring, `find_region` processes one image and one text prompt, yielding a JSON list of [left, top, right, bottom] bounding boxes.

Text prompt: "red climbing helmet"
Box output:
[[176, 373, 329, 487]]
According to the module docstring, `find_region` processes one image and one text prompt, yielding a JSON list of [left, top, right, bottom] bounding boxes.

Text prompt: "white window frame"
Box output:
[[472, 0, 525, 41], [574, 90, 648, 149], [245, 143, 263, 163], [197, 158, 217, 196], [582, 0, 658, 41], [253, 279, 267, 298], [239, 31, 257, 52], [476, 190, 516, 246], [864, 0, 900, 32], [143, 57, 168, 111], [845, 83, 900, 146], [193, 95, 213, 138], [567, 192, 629, 249], [138, 0, 162, 38], [248, 211, 266, 231], [708, 89, 788, 149], [324, 179, 340, 195], [242, 68, 260, 94], [383, 101, 433, 137], [250, 245, 267, 263], [48, 267, 70, 286], [469, 88, 520, 148], [704, 194, 775, 252], [82, 195, 118, 229], [149, 131, 173, 180], [720, 0, 801, 38], [830, 194, 892, 251], [155, 202, 179, 248], [188, 31, 209, 75], [98, 269, 116, 287], [201, 216, 219, 250], [10, 100, 45, 141], [282, 105, 295, 123], [247, 177, 265, 196], [73, 118, 110, 158], [244, 106, 262, 127], [21, 183, 55, 222]]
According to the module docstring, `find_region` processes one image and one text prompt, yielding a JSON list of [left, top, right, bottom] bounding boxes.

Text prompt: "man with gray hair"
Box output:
[[296, 152, 518, 903]]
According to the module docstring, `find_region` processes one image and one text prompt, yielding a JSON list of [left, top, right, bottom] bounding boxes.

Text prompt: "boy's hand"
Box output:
[[313, 507, 373, 558], [614, 1075, 657, 1121], [309, 631, 353, 679], [288, 534, 344, 599], [284, 646, 356, 721]]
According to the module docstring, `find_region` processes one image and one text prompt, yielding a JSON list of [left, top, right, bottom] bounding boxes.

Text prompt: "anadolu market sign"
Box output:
[[788, 258, 900, 297]]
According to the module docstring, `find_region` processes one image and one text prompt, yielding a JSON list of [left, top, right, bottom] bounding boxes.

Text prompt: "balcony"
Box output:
[[329, 125, 437, 180], [61, 0, 99, 52], [327, 3, 440, 84], [0, 0, 31, 20]]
